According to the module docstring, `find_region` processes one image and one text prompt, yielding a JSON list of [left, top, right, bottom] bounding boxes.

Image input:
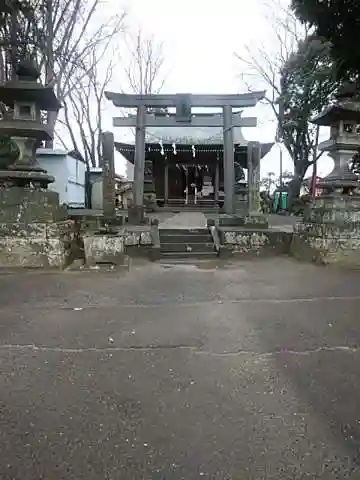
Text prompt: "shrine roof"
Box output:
[[0, 82, 60, 111], [115, 141, 274, 169], [144, 124, 247, 144], [311, 101, 360, 126]]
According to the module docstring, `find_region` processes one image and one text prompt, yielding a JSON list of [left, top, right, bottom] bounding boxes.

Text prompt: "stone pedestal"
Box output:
[[128, 205, 145, 224], [291, 194, 360, 265], [83, 234, 125, 266], [218, 182, 268, 229], [82, 225, 153, 266], [0, 188, 74, 268], [234, 182, 248, 216]]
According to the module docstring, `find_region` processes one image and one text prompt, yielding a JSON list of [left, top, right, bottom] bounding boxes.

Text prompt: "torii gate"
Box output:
[[105, 92, 265, 222]]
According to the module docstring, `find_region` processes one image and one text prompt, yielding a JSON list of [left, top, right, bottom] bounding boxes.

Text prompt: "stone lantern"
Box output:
[[0, 59, 60, 187], [311, 85, 360, 194], [0, 60, 73, 269], [291, 84, 360, 266]]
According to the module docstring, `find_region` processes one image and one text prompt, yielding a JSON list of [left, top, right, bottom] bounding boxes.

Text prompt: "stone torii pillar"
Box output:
[[164, 161, 169, 205], [214, 154, 220, 204], [223, 105, 235, 214], [129, 105, 146, 223]]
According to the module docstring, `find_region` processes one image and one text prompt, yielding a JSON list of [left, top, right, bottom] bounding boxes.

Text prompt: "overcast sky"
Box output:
[[101, 0, 333, 179]]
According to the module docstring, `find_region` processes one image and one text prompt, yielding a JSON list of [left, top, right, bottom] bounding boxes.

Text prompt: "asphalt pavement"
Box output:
[[1, 257, 360, 479]]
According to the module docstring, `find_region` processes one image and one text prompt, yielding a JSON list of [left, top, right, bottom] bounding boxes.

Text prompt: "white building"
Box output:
[[88, 167, 132, 210], [36, 148, 86, 208]]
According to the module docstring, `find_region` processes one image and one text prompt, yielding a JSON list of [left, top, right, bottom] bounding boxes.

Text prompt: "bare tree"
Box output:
[[57, 44, 113, 167], [57, 26, 167, 171], [0, 0, 126, 147], [43, 0, 126, 146], [122, 28, 166, 95]]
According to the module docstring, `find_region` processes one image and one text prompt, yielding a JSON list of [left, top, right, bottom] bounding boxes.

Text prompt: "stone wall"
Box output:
[[82, 223, 153, 266], [291, 195, 360, 266], [219, 227, 292, 257], [291, 223, 360, 265], [0, 220, 74, 268], [0, 188, 74, 268]]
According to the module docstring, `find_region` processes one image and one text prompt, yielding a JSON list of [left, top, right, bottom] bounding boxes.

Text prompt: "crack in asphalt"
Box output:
[[0, 343, 201, 354], [0, 343, 359, 356], [2, 295, 360, 313]]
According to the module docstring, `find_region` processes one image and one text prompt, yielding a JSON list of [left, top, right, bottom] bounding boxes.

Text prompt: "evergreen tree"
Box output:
[[277, 35, 338, 201], [292, 0, 360, 80]]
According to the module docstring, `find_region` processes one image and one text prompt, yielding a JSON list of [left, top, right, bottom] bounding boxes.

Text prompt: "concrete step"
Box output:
[[159, 233, 212, 243], [164, 211, 219, 215], [160, 208, 219, 213], [158, 203, 219, 213], [159, 228, 209, 236], [159, 228, 216, 259], [165, 201, 217, 206], [160, 242, 215, 253], [164, 204, 216, 207], [163, 208, 218, 212], [160, 251, 217, 259], [158, 257, 218, 264]]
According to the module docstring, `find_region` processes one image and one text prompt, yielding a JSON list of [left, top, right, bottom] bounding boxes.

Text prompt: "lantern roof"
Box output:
[[311, 101, 360, 126], [0, 60, 60, 112], [0, 121, 53, 141]]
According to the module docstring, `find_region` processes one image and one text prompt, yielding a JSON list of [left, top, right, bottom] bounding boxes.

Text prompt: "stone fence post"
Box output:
[[247, 141, 261, 215], [101, 131, 116, 221]]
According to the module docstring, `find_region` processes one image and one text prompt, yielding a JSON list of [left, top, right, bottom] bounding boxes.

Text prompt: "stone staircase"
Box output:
[[160, 200, 220, 214], [159, 228, 218, 260]]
